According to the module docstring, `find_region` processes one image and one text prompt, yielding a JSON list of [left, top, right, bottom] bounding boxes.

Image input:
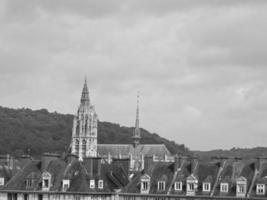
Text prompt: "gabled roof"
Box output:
[[98, 144, 171, 157], [236, 176, 247, 182], [187, 174, 198, 181], [3, 160, 41, 190], [140, 173, 150, 180]]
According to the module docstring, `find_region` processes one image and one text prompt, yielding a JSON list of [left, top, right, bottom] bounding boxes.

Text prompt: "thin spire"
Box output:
[[80, 77, 90, 106], [135, 91, 140, 129], [133, 91, 141, 147]]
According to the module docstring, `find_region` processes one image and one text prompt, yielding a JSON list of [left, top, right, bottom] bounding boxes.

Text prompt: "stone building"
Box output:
[[71, 79, 98, 160], [71, 80, 171, 169]]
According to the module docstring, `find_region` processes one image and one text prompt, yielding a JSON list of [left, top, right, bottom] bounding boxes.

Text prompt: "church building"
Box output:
[[71, 79, 98, 159], [71, 79, 171, 169]]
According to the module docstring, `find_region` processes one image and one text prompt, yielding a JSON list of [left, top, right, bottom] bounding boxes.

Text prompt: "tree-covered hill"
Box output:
[[0, 106, 191, 157]]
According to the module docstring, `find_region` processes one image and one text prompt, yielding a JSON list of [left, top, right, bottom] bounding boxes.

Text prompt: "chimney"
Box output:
[[92, 157, 102, 177], [83, 157, 93, 177], [255, 157, 261, 171], [144, 156, 154, 171], [174, 155, 182, 172], [41, 153, 60, 172], [191, 157, 198, 174]]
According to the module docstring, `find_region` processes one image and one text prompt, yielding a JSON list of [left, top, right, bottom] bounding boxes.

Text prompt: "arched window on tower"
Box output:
[[76, 121, 80, 136], [82, 140, 86, 158], [85, 115, 88, 135], [75, 139, 79, 155]]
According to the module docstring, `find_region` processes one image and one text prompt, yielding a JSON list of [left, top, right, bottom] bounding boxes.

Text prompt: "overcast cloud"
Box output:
[[1, 0, 267, 150]]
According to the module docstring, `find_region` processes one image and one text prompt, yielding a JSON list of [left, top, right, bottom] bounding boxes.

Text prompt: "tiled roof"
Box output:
[[98, 144, 171, 157], [3, 160, 41, 191]]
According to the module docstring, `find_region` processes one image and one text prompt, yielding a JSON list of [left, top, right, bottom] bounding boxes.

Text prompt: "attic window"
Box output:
[[237, 184, 245, 193], [203, 183, 211, 192], [174, 182, 182, 191], [90, 179, 95, 189], [187, 183, 194, 191], [98, 180, 103, 189], [158, 181, 165, 191], [44, 180, 49, 187], [42, 171, 51, 191], [256, 184, 265, 195], [62, 179, 70, 192], [220, 183, 228, 192], [0, 177, 4, 186]]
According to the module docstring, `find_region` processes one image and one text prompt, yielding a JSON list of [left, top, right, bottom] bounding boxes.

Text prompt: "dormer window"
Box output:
[[140, 174, 151, 194], [62, 179, 70, 192], [174, 182, 182, 191], [187, 183, 194, 191], [202, 183, 211, 192], [256, 184, 265, 195], [236, 176, 247, 197], [98, 180, 103, 189], [0, 177, 4, 186], [90, 179, 95, 189], [220, 183, 228, 193], [158, 181, 165, 191], [186, 174, 198, 196], [42, 171, 51, 191], [237, 184, 245, 193]]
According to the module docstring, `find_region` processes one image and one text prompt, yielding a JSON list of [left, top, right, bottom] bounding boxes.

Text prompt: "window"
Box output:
[[0, 177, 5, 186], [237, 184, 245, 193], [24, 194, 28, 200], [158, 181, 165, 191], [174, 182, 182, 191], [98, 180, 103, 189], [256, 184, 265, 195], [42, 172, 51, 191], [75, 139, 79, 154], [44, 179, 49, 188], [90, 179, 95, 189], [220, 183, 228, 192], [62, 179, 70, 191], [8, 194, 17, 200], [142, 181, 148, 190], [82, 140, 86, 157], [203, 183, 210, 192], [187, 183, 194, 191]]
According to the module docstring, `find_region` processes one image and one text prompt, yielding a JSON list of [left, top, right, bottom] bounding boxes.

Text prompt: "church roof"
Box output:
[[98, 144, 171, 157]]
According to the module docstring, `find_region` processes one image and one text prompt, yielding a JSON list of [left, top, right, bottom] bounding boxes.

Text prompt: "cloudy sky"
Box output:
[[1, 0, 267, 150]]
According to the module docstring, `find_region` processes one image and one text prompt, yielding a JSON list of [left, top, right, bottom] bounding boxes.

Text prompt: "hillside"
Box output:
[[195, 147, 267, 160], [0, 106, 191, 157]]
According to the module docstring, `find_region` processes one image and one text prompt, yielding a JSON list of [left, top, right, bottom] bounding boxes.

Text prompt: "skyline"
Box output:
[[1, 0, 267, 150]]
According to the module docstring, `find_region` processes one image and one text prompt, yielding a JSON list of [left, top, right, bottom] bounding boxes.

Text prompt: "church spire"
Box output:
[[133, 91, 141, 147], [80, 77, 90, 106]]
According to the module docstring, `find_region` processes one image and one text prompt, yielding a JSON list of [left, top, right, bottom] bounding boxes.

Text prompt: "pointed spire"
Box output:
[[80, 77, 90, 106], [133, 91, 141, 147], [135, 91, 140, 129]]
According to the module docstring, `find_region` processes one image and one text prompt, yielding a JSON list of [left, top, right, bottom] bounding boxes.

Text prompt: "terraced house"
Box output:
[[1, 80, 267, 200]]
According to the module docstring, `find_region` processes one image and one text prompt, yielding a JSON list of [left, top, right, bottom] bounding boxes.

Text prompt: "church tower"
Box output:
[[132, 92, 141, 147], [71, 78, 98, 160]]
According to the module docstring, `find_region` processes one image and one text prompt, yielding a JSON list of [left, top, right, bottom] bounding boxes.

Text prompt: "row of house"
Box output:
[[1, 153, 267, 199]]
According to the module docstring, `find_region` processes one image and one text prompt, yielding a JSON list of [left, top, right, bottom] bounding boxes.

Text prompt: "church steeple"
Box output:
[[71, 78, 98, 160], [80, 77, 90, 106], [133, 91, 141, 147]]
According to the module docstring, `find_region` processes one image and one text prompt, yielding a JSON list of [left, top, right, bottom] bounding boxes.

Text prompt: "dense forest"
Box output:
[[1, 106, 266, 159], [0, 106, 191, 157]]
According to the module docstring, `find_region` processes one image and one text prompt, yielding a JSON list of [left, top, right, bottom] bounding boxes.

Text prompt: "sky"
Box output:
[[0, 0, 267, 151]]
